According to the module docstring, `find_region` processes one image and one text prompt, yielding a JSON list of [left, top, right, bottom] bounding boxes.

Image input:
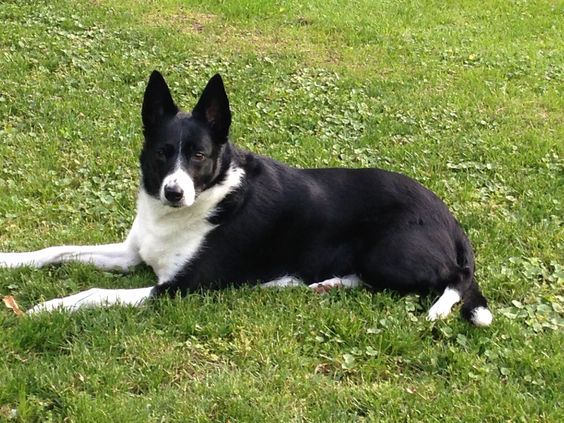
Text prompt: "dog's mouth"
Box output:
[[162, 192, 199, 209], [165, 202, 183, 208], [163, 199, 191, 209]]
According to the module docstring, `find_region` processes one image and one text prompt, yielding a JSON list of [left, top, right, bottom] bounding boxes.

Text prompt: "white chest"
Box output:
[[128, 167, 244, 283], [133, 209, 215, 283]]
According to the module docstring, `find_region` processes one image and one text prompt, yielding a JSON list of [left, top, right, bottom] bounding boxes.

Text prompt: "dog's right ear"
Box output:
[[142, 71, 178, 132]]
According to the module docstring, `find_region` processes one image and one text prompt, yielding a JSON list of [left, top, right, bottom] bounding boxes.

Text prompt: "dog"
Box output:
[[0, 71, 492, 326]]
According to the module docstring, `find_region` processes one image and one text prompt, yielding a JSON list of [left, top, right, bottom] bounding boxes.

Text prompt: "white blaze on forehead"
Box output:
[[159, 135, 197, 207], [160, 167, 196, 207]]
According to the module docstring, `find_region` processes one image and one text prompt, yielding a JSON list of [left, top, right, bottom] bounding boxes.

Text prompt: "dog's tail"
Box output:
[[455, 236, 493, 326], [428, 237, 493, 326], [458, 269, 493, 327]]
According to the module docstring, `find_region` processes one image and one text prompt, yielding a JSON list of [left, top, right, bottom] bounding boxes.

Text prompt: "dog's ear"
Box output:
[[192, 74, 231, 143], [142, 71, 178, 132]]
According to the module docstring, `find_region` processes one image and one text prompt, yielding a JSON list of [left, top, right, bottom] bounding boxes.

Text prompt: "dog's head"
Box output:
[[139, 71, 232, 208]]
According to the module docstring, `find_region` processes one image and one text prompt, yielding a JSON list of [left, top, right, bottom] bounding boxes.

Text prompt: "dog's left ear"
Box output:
[[192, 74, 232, 143]]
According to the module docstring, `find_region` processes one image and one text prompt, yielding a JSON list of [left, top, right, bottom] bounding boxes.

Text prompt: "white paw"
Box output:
[[28, 298, 73, 314], [309, 278, 343, 293], [27, 288, 101, 314], [27, 287, 152, 314], [427, 288, 461, 321], [427, 303, 450, 321], [0, 253, 17, 268]]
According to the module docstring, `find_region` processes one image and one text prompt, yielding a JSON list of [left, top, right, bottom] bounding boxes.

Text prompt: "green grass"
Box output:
[[0, 0, 562, 421]]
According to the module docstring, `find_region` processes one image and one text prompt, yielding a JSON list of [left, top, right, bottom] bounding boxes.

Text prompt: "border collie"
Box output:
[[0, 72, 492, 326]]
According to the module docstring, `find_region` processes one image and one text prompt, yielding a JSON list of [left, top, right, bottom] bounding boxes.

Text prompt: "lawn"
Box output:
[[0, 0, 562, 421]]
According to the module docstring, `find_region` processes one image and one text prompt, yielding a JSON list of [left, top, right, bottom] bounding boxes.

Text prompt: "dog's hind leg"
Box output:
[[27, 286, 154, 314], [0, 241, 141, 272]]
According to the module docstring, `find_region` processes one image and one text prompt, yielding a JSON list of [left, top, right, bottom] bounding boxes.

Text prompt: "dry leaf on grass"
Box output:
[[2, 295, 24, 316]]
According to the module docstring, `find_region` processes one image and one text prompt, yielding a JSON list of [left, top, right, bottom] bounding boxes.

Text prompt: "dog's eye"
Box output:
[[193, 152, 206, 161], [156, 149, 167, 161], [156, 145, 174, 161]]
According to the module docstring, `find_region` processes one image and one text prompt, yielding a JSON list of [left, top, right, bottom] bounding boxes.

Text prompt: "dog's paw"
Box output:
[[0, 253, 16, 268], [427, 305, 449, 321], [27, 297, 73, 314], [426, 287, 461, 321], [309, 278, 343, 294], [27, 289, 97, 314], [0, 252, 39, 269]]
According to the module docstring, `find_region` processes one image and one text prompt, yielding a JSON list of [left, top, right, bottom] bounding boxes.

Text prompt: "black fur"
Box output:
[[142, 72, 489, 322]]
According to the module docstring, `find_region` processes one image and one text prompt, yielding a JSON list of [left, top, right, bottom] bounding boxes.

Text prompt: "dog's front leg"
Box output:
[[0, 241, 142, 272], [28, 286, 155, 314]]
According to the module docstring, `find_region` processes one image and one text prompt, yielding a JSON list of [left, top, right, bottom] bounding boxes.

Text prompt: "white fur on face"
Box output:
[[160, 167, 196, 207]]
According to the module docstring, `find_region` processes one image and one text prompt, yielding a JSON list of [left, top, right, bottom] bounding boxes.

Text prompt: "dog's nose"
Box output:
[[164, 184, 184, 203]]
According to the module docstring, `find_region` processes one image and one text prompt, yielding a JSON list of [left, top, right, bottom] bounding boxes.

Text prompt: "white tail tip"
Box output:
[[471, 306, 493, 327]]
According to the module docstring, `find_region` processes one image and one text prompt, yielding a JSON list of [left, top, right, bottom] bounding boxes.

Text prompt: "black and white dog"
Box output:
[[0, 72, 492, 326]]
